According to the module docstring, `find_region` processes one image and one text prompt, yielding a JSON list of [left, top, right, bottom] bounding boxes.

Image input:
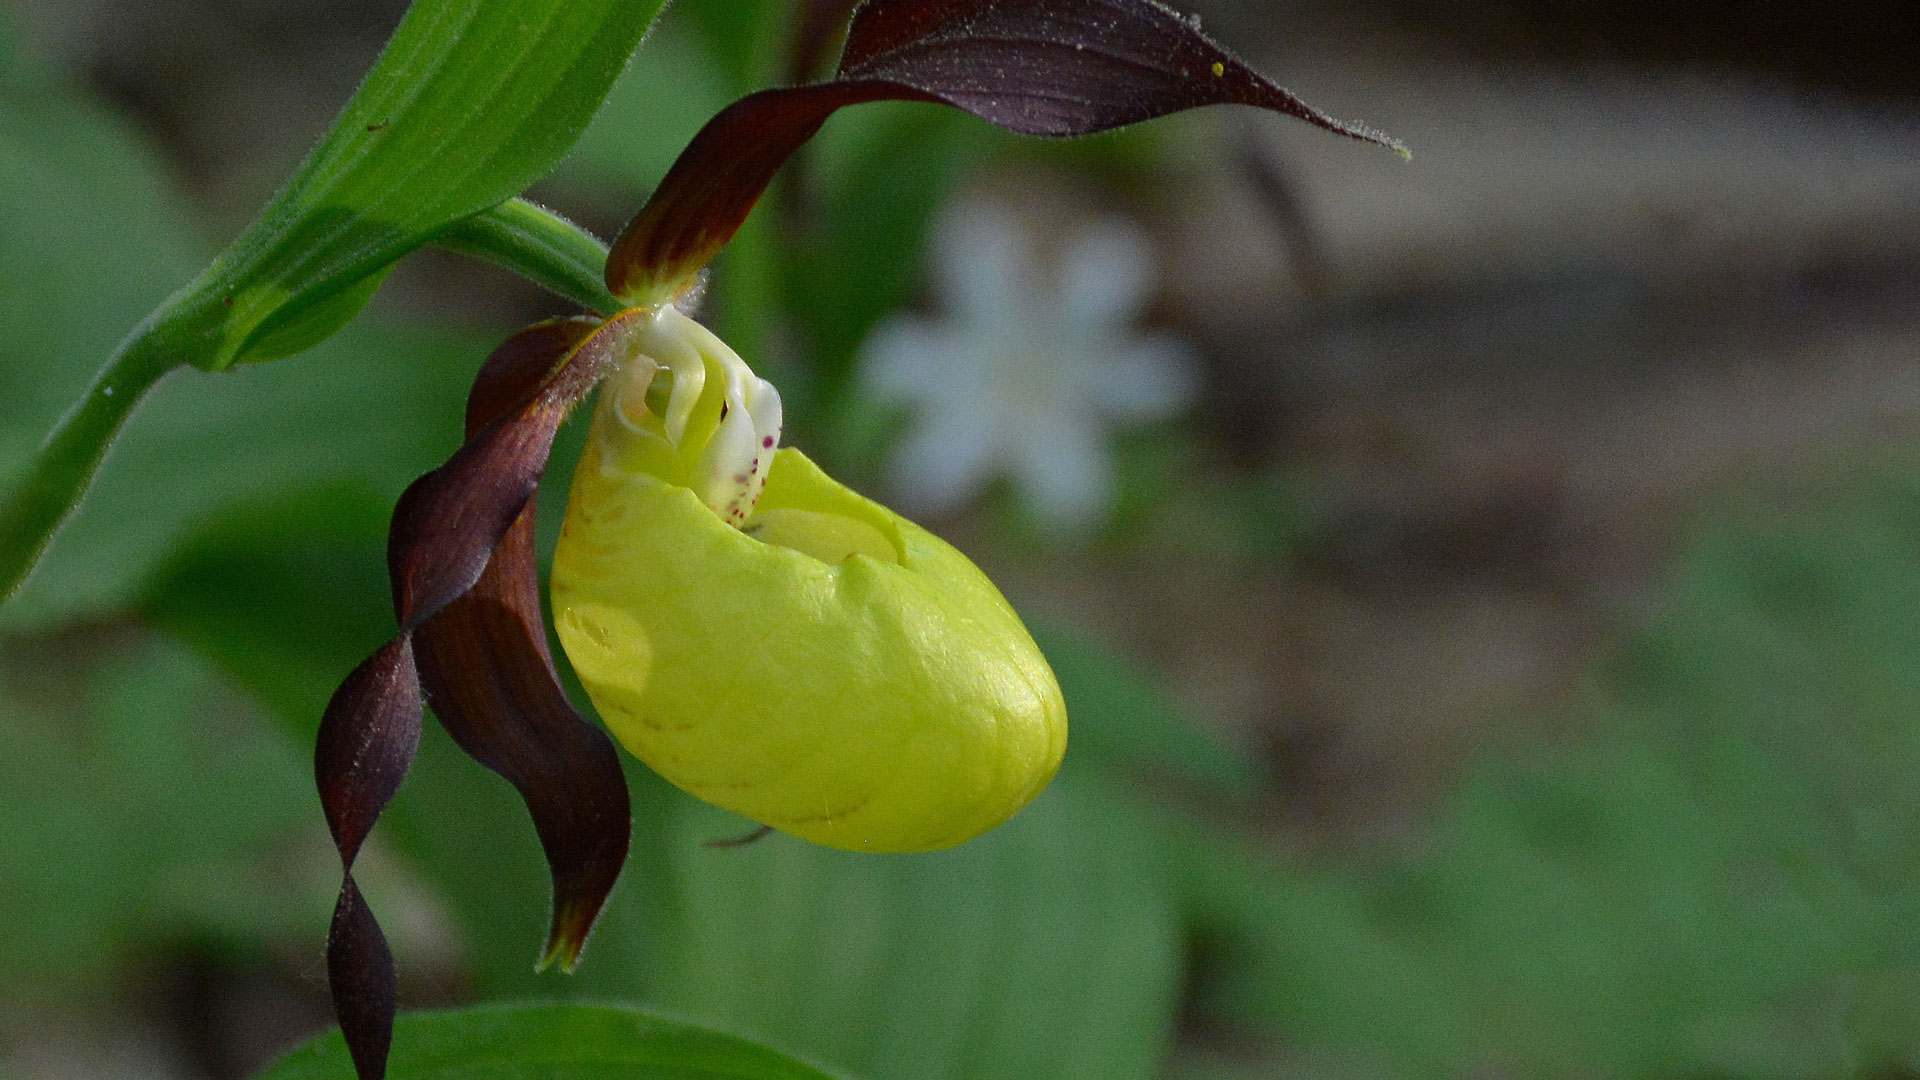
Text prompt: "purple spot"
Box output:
[[762, 436, 775, 448]]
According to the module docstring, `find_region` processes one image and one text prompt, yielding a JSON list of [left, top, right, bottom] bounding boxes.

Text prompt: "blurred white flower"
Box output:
[[863, 202, 1197, 532]]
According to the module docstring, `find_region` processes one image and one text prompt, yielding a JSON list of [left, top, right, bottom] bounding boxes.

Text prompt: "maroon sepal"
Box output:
[[317, 637, 424, 865], [606, 0, 1406, 302], [315, 312, 637, 1079], [464, 316, 606, 433], [315, 637, 421, 1080], [326, 876, 398, 1080], [412, 314, 636, 970], [386, 317, 613, 629], [413, 501, 632, 971]]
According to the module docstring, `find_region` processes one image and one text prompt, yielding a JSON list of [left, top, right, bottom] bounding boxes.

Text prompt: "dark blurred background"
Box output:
[[3, 0, 1919, 1077]]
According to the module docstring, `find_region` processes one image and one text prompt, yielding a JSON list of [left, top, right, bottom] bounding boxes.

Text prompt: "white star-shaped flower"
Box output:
[[863, 201, 1197, 532]]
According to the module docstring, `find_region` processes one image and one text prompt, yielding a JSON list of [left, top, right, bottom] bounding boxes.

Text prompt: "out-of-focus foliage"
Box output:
[[258, 1004, 844, 1080], [5, 324, 492, 627], [1032, 620, 1266, 799], [1194, 460, 1920, 1078], [0, 635, 325, 1001], [0, 69, 200, 472], [559, 21, 731, 204], [0, 25, 500, 627], [647, 778, 1184, 1080]]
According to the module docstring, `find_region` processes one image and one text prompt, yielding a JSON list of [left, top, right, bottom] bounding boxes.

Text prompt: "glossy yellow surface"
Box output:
[[551, 319, 1066, 852]]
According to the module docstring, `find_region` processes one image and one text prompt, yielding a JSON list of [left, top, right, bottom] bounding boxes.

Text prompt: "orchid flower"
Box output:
[[313, 2, 1404, 1077]]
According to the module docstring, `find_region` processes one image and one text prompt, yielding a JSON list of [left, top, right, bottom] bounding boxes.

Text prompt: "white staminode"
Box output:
[[608, 306, 784, 527]]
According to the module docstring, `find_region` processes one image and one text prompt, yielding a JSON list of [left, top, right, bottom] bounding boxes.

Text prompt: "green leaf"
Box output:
[[1, 0, 669, 603], [3, 320, 490, 628], [254, 1003, 843, 1080], [435, 199, 622, 315], [1030, 619, 1265, 800], [651, 776, 1185, 1080], [0, 79, 207, 610], [0, 632, 324, 999], [156, 0, 669, 371]]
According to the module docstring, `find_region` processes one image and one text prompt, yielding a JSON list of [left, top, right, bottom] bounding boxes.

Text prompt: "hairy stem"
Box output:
[[0, 198, 615, 606], [437, 198, 623, 316]]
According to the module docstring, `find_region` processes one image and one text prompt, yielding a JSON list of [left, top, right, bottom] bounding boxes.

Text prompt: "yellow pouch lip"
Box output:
[[553, 434, 1067, 853]]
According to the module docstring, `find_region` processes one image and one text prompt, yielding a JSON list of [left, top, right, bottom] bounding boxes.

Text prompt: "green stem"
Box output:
[[436, 198, 623, 315], [0, 198, 611, 606], [0, 331, 182, 603]]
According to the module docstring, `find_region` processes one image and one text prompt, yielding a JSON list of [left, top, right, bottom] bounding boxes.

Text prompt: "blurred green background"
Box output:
[[3, 0, 1920, 1076]]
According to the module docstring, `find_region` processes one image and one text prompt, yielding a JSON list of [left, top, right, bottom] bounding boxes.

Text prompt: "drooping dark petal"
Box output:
[[605, 0, 1405, 302], [464, 316, 605, 435], [412, 500, 632, 971], [315, 637, 421, 1080], [386, 313, 632, 629], [317, 311, 637, 1080], [316, 637, 424, 867], [327, 876, 397, 1080]]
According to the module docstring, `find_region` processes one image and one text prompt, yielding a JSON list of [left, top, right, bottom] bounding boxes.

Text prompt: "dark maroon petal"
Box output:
[[465, 316, 603, 435], [327, 875, 396, 1080], [605, 84, 902, 303], [413, 502, 632, 971], [386, 313, 634, 629], [316, 634, 422, 860], [315, 311, 639, 1077], [316, 636, 423, 867], [315, 637, 419, 1080], [833, 0, 1403, 144], [605, 0, 1404, 302]]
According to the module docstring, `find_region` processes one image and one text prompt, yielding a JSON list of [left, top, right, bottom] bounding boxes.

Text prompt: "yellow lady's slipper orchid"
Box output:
[[551, 307, 1067, 852], [308, 3, 1402, 1072]]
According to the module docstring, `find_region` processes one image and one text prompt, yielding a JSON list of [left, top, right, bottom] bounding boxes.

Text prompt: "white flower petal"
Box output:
[[1058, 217, 1155, 331], [934, 203, 1032, 327], [863, 317, 972, 404], [862, 198, 1197, 535], [889, 406, 1003, 515], [1084, 333, 1199, 421], [1011, 407, 1116, 532]]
